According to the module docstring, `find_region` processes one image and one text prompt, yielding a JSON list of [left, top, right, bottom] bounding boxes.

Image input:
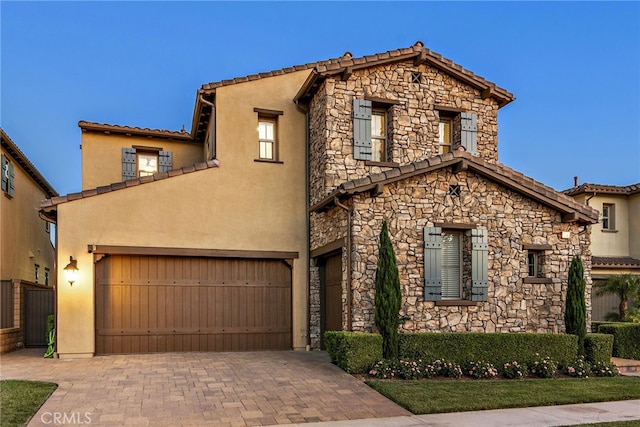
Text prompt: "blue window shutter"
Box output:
[[424, 226, 443, 301], [7, 161, 15, 197], [353, 99, 372, 160], [1, 155, 7, 193], [471, 229, 488, 301], [461, 112, 478, 155], [122, 148, 136, 181], [159, 151, 173, 173]]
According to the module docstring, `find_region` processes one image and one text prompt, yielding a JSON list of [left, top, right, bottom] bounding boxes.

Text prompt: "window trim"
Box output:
[[602, 203, 615, 230], [136, 151, 160, 177], [371, 109, 387, 162], [438, 117, 453, 154], [254, 108, 283, 162]]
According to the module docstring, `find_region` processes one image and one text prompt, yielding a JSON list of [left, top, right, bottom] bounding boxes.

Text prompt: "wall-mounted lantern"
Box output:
[[63, 256, 79, 286]]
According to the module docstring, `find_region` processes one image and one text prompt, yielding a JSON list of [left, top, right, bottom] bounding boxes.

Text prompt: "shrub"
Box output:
[[398, 332, 577, 367], [374, 220, 401, 359], [368, 359, 398, 379], [562, 356, 591, 378], [529, 354, 557, 378], [590, 361, 619, 377], [502, 361, 527, 379], [584, 333, 614, 364], [465, 360, 499, 379], [324, 331, 382, 374], [565, 256, 587, 355], [591, 321, 606, 333], [439, 360, 463, 379], [598, 323, 640, 359]]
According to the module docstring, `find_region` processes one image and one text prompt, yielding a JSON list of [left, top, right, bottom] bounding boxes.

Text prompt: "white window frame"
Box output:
[[439, 117, 452, 154], [136, 152, 159, 177], [371, 109, 387, 162], [441, 230, 462, 299], [602, 203, 615, 230], [258, 118, 277, 160]]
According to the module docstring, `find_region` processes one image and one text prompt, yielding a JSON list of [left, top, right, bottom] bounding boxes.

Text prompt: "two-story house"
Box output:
[[565, 182, 640, 320], [1, 128, 57, 353], [41, 42, 598, 357]]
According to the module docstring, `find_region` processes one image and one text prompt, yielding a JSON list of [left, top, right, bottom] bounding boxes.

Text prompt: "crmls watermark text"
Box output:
[[40, 412, 92, 425]]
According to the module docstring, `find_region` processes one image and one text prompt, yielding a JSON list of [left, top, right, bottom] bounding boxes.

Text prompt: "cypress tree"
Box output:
[[374, 220, 401, 359], [565, 255, 587, 355]]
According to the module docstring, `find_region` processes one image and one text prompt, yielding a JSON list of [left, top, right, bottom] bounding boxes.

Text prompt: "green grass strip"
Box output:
[[366, 377, 640, 415], [1, 380, 57, 427]]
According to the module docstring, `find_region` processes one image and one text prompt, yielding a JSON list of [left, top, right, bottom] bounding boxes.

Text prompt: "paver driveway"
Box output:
[[1, 349, 410, 426]]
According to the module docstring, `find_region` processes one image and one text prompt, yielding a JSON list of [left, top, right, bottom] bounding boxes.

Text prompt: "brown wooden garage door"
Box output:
[[95, 255, 291, 354]]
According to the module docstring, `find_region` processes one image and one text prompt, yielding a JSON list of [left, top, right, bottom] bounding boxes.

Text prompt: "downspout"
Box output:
[[297, 101, 312, 350], [334, 197, 353, 331]]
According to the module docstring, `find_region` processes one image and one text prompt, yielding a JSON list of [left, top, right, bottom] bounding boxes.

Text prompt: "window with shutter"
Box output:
[[122, 148, 137, 181], [353, 99, 372, 160], [460, 112, 478, 155], [471, 229, 488, 301], [7, 162, 15, 197], [159, 151, 173, 173], [1, 154, 8, 193], [423, 226, 442, 301], [442, 231, 462, 299]]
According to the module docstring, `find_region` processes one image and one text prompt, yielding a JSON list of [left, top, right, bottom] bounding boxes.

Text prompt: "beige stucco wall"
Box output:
[[57, 70, 310, 357], [629, 194, 640, 258], [1, 147, 55, 285], [588, 194, 631, 257], [81, 133, 203, 190]]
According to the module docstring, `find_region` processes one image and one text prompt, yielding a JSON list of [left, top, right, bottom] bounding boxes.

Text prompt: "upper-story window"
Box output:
[[602, 203, 615, 230], [122, 147, 172, 181], [371, 110, 387, 162], [258, 119, 276, 160], [137, 152, 158, 177], [254, 108, 283, 163], [436, 107, 478, 156], [439, 118, 452, 154], [353, 99, 395, 162], [1, 154, 15, 198]]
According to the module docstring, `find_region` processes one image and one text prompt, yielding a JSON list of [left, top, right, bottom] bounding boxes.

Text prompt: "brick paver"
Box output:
[[0, 349, 410, 426]]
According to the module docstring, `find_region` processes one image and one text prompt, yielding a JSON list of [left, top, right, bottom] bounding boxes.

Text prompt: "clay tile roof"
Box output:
[[78, 121, 193, 142], [592, 256, 640, 269], [0, 128, 58, 198], [563, 183, 640, 197], [40, 159, 220, 211], [311, 151, 599, 225], [200, 42, 514, 107]]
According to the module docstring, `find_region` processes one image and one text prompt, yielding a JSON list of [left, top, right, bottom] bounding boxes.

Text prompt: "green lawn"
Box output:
[[366, 377, 640, 415], [0, 380, 57, 427]]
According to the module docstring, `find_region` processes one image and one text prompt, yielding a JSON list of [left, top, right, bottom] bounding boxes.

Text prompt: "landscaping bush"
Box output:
[[561, 356, 591, 378], [398, 332, 578, 367], [529, 354, 558, 378], [584, 333, 614, 364], [591, 321, 606, 333], [323, 331, 382, 373], [464, 360, 499, 379], [590, 361, 619, 377], [501, 361, 527, 379], [598, 323, 640, 359]]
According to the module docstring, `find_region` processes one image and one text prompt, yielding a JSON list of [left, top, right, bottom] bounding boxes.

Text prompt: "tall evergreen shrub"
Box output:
[[374, 220, 401, 359], [565, 255, 587, 354]]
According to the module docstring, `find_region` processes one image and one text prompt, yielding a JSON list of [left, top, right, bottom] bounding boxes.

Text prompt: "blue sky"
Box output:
[[2, 1, 639, 196]]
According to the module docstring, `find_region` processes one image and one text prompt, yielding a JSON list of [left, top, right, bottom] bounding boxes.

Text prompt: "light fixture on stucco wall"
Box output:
[[63, 256, 79, 286]]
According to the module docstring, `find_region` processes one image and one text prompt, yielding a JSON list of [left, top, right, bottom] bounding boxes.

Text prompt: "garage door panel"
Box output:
[[96, 255, 292, 353]]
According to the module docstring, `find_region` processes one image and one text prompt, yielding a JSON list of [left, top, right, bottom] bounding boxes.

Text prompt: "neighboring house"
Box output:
[[565, 182, 640, 320], [1, 128, 57, 353], [40, 42, 599, 358]]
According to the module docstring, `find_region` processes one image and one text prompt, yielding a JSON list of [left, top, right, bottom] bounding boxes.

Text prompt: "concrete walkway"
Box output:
[[1, 349, 409, 426], [2, 349, 639, 426]]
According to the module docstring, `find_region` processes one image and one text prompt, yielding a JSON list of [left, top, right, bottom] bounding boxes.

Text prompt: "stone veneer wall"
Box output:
[[309, 169, 592, 346], [308, 60, 500, 206]]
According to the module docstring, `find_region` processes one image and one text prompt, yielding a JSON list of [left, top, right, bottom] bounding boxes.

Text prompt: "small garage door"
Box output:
[[95, 255, 291, 354]]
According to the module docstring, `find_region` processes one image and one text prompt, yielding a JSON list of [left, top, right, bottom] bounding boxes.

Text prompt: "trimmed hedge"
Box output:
[[324, 331, 382, 374], [598, 323, 640, 359], [324, 331, 581, 374], [591, 321, 606, 333], [398, 333, 578, 367], [584, 333, 613, 364]]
